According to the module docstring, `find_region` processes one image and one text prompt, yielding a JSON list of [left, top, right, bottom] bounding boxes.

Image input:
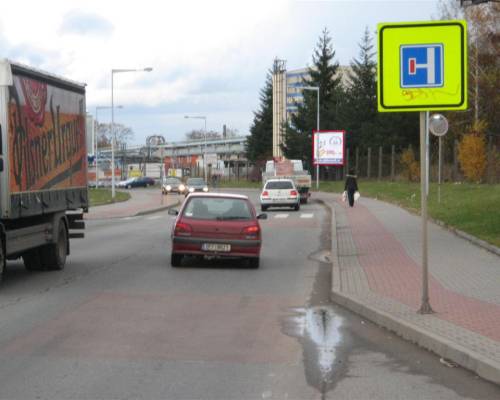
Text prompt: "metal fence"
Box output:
[[318, 141, 499, 183]]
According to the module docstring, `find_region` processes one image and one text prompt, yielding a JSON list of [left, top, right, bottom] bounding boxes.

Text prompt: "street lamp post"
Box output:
[[184, 115, 207, 182], [111, 67, 153, 199], [95, 105, 123, 188], [296, 86, 320, 189]]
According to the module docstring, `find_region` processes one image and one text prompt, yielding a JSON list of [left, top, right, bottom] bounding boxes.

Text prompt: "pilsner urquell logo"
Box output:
[[20, 78, 48, 126]]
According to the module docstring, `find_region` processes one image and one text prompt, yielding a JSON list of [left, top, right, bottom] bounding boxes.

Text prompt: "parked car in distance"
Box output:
[[117, 178, 135, 188], [260, 178, 300, 211], [162, 177, 185, 195], [185, 177, 208, 196], [169, 193, 267, 268], [118, 176, 155, 189]]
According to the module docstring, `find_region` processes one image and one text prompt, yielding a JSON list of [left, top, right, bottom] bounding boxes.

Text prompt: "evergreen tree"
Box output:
[[341, 27, 419, 150], [245, 73, 273, 162], [282, 28, 344, 169], [342, 27, 377, 148]]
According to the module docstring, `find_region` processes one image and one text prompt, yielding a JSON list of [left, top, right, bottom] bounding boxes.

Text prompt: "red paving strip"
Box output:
[[342, 201, 500, 342], [2, 292, 301, 364]]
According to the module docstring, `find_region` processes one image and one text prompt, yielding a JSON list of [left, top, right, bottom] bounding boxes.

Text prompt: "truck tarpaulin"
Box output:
[[8, 75, 87, 193]]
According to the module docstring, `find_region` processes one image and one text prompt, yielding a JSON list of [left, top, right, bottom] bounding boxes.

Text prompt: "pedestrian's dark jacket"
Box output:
[[344, 174, 358, 192]]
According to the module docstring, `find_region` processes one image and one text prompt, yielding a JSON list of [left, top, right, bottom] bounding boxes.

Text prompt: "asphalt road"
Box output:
[[0, 189, 498, 400]]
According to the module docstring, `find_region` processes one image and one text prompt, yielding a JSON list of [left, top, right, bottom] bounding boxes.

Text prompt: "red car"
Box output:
[[169, 193, 267, 268]]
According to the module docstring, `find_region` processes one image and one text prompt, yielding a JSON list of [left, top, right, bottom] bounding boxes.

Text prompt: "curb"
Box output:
[[322, 196, 500, 386], [134, 200, 181, 217], [330, 290, 500, 385], [429, 218, 500, 257]]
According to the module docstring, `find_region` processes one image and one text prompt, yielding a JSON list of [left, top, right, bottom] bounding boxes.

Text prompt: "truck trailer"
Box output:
[[262, 159, 312, 203], [0, 60, 88, 281]]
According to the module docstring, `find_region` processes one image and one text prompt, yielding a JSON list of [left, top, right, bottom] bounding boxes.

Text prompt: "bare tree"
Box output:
[[97, 123, 134, 147]]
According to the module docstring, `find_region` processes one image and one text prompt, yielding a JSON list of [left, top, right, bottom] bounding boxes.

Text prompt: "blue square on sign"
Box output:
[[400, 44, 444, 88]]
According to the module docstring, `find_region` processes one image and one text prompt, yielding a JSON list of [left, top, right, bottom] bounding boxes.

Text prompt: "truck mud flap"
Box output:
[[67, 212, 85, 239]]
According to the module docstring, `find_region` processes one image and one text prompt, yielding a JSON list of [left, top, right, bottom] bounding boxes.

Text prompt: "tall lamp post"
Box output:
[[296, 86, 320, 189], [184, 115, 207, 182], [95, 105, 123, 188], [111, 67, 153, 199]]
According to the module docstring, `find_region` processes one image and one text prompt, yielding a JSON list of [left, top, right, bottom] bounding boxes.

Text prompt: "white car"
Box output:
[[260, 179, 300, 212]]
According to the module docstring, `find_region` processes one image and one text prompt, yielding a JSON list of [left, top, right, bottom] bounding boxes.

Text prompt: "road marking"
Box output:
[[147, 215, 162, 220], [123, 217, 138, 221], [300, 213, 314, 218], [274, 214, 289, 219]]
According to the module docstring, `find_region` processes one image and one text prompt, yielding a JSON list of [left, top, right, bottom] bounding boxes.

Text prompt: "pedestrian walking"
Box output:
[[344, 169, 359, 207], [211, 174, 218, 189]]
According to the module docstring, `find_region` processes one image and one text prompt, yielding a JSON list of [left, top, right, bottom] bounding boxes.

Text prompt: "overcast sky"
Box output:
[[0, 0, 442, 145]]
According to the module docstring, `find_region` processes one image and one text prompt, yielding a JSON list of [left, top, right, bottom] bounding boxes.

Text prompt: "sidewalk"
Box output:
[[85, 189, 181, 220], [316, 192, 500, 385]]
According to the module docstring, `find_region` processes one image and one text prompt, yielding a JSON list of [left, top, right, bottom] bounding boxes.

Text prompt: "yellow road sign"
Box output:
[[378, 20, 467, 112]]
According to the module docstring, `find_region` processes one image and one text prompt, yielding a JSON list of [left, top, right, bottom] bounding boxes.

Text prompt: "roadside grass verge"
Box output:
[[89, 188, 131, 207], [317, 180, 500, 248]]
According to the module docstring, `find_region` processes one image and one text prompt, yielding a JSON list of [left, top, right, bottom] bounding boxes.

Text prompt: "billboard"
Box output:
[[313, 130, 345, 166], [8, 75, 87, 192]]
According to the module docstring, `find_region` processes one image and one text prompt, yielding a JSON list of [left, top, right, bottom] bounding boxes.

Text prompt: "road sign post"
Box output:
[[429, 114, 449, 203], [378, 20, 467, 314]]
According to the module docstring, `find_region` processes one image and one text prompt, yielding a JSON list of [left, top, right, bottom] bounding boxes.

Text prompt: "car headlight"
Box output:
[[203, 186, 208, 192], [189, 187, 194, 192], [179, 184, 185, 191], [166, 185, 172, 191]]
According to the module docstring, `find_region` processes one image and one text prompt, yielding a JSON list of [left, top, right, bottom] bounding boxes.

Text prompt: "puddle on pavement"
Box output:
[[282, 201, 349, 398], [282, 306, 344, 395]]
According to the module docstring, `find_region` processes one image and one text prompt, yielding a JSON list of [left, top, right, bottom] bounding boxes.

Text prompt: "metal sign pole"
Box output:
[[316, 92, 320, 190], [438, 136, 442, 203], [419, 111, 433, 314]]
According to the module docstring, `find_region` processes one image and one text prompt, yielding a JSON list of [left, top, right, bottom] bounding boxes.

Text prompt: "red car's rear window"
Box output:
[[183, 197, 252, 221]]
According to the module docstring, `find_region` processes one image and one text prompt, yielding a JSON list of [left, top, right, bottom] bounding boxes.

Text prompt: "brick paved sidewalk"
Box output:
[[85, 189, 181, 220], [316, 192, 500, 385]]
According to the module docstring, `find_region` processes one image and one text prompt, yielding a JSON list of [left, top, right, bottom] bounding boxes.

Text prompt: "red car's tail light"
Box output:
[[174, 222, 192, 236], [290, 190, 298, 197], [261, 191, 269, 197], [242, 225, 260, 239]]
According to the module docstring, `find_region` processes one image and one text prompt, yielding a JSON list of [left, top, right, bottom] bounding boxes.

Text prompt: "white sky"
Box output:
[[0, 0, 442, 144]]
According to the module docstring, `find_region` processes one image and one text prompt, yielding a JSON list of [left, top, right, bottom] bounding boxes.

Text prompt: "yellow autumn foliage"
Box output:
[[458, 134, 487, 182], [400, 147, 420, 182]]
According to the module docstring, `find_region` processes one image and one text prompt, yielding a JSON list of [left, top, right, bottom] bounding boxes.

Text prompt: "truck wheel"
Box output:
[[171, 253, 183, 267], [23, 249, 43, 271], [40, 223, 68, 271], [0, 244, 4, 283]]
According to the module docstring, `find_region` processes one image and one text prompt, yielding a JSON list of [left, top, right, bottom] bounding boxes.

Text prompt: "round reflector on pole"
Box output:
[[429, 114, 449, 137]]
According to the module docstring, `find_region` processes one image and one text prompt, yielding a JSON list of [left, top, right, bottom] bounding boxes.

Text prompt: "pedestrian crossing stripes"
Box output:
[[272, 213, 314, 219], [146, 215, 162, 220]]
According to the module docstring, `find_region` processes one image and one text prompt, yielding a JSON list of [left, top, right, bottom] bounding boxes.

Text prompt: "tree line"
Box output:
[[246, 1, 499, 181]]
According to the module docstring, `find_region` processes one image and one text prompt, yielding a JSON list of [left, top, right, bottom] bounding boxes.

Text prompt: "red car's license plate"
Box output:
[[202, 243, 231, 252]]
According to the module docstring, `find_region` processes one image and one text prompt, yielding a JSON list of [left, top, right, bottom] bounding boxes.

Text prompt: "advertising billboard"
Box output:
[[8, 74, 87, 192], [313, 130, 345, 166]]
